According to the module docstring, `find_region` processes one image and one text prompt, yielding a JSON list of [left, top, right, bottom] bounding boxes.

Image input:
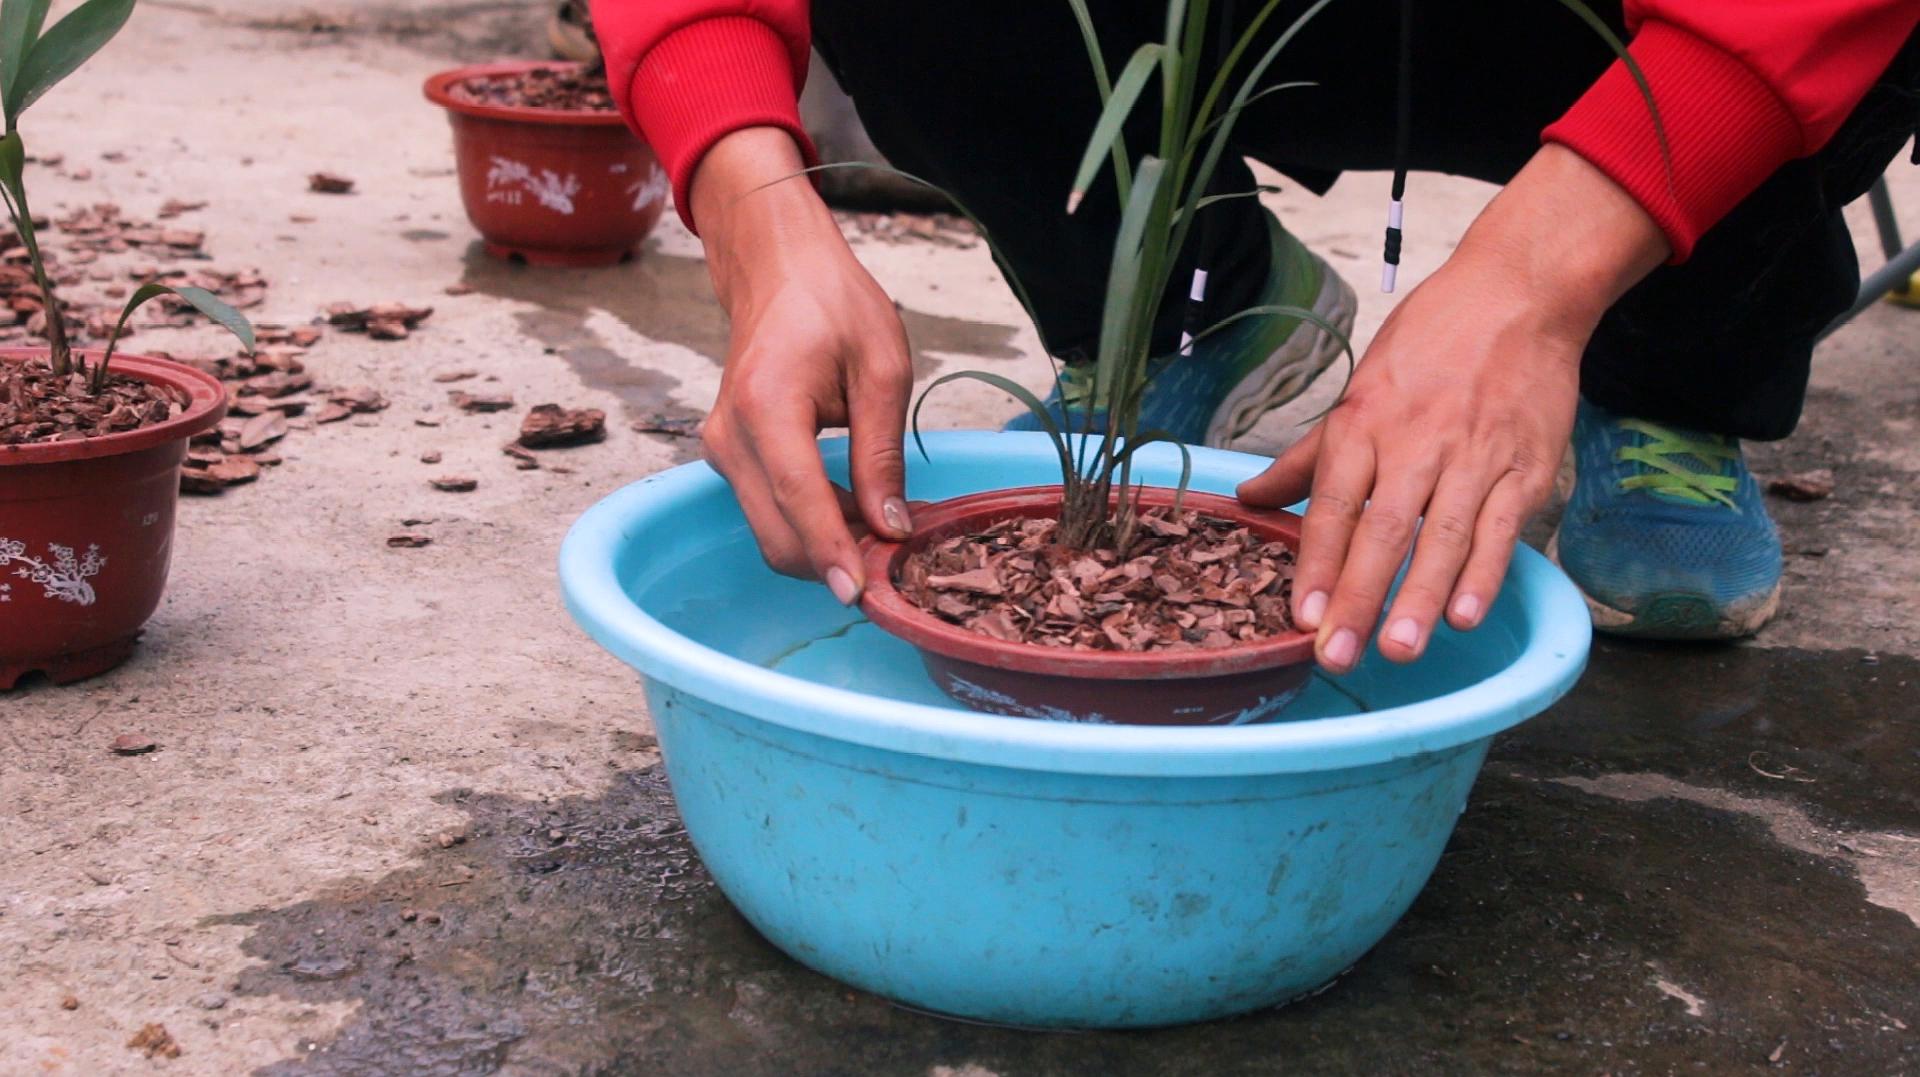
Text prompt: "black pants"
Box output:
[[813, 0, 1920, 441]]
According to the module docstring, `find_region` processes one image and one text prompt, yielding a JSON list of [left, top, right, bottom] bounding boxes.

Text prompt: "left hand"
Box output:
[[1237, 144, 1670, 673]]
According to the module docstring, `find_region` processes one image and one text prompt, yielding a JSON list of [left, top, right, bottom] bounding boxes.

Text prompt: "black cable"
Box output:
[[1383, 0, 1412, 290], [1179, 0, 1239, 355]]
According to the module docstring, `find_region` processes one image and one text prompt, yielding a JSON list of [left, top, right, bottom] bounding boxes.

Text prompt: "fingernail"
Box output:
[[1385, 617, 1421, 651], [1323, 628, 1359, 670], [1451, 593, 1482, 626], [826, 566, 860, 606], [882, 497, 912, 536], [1298, 590, 1328, 629]]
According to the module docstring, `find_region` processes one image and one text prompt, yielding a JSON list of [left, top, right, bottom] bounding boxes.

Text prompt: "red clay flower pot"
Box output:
[[1, 350, 225, 689], [860, 486, 1317, 726], [424, 61, 668, 267]]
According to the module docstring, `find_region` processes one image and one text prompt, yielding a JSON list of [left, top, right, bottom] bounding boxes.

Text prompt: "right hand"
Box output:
[[690, 128, 916, 605]]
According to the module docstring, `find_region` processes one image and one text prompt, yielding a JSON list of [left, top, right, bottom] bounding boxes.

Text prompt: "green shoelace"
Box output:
[[1614, 418, 1740, 508], [1052, 363, 1098, 413]]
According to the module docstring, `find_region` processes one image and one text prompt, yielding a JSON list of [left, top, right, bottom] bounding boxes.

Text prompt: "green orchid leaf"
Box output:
[[0, 0, 50, 123], [1066, 43, 1162, 214], [912, 370, 1075, 484], [163, 284, 255, 350], [99, 282, 254, 386], [1192, 81, 1315, 147], [1183, 0, 1288, 170], [1065, 0, 1113, 97], [0, 130, 44, 275], [1093, 156, 1166, 415], [0, 126, 23, 190], [1064, 0, 1132, 199], [750, 160, 1052, 355], [10, 0, 132, 119], [1548, 0, 1671, 184], [1105, 429, 1193, 499], [1170, 184, 1285, 228], [1190, 303, 1359, 403], [1173, 0, 1337, 273]]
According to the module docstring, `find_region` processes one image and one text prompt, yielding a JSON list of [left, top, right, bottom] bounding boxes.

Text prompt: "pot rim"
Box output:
[[0, 348, 227, 465], [860, 486, 1315, 680], [559, 433, 1594, 778], [422, 60, 630, 128]]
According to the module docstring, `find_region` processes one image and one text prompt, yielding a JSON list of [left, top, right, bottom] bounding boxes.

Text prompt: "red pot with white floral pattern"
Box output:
[[1, 349, 226, 688], [424, 61, 669, 267]]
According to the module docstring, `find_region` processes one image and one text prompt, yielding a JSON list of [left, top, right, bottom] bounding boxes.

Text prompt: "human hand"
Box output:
[[1237, 145, 1670, 672], [690, 128, 915, 604]]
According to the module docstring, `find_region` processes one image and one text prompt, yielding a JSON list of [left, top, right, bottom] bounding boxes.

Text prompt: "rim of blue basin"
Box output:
[[560, 432, 1591, 778]]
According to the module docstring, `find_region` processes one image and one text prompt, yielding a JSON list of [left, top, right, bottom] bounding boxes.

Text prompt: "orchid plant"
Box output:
[[0, 0, 253, 394], [795, 0, 1660, 556]]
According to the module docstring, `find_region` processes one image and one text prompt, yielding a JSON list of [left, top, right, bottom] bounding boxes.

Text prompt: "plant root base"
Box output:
[[0, 634, 139, 690], [483, 242, 634, 268]]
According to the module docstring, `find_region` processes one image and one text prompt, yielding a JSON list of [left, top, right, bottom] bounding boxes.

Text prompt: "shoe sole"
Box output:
[[1545, 530, 1781, 641], [1206, 256, 1358, 449]]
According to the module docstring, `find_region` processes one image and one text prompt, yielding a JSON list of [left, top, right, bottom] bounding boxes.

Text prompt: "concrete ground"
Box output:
[[3, 3, 1917, 1074]]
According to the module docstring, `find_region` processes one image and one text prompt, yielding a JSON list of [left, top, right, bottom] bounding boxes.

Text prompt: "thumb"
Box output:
[[848, 342, 914, 540], [1237, 424, 1323, 509]]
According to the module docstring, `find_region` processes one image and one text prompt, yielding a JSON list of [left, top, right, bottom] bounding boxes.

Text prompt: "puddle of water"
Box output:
[[1501, 638, 1920, 833]]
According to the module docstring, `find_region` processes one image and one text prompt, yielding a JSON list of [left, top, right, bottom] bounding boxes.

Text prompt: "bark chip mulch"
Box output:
[[517, 403, 605, 448], [898, 509, 1299, 652], [1, 359, 182, 444], [326, 301, 432, 340], [452, 66, 615, 112]]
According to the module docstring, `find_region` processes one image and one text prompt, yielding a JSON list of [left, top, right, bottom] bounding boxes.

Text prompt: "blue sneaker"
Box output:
[[1551, 400, 1783, 640], [1005, 211, 1356, 447]]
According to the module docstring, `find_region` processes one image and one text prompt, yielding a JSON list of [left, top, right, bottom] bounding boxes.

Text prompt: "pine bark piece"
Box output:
[[325, 301, 431, 334], [110, 733, 157, 755], [450, 390, 514, 413], [326, 385, 388, 413], [1766, 469, 1835, 502], [308, 172, 355, 194], [207, 455, 261, 485], [517, 403, 607, 448], [630, 413, 702, 438], [126, 1023, 181, 1059], [429, 475, 478, 492], [927, 568, 1004, 596], [238, 411, 288, 451]]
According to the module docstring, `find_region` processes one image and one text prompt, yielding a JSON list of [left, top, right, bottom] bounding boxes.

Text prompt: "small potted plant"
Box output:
[[854, 0, 1655, 726], [423, 46, 669, 267], [851, 3, 1350, 726], [1, 0, 255, 689]]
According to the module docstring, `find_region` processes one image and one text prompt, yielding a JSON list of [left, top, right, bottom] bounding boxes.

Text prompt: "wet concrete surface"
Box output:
[[215, 643, 1920, 1076]]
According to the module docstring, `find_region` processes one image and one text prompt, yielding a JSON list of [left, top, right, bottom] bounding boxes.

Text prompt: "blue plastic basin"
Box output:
[[560, 432, 1591, 1028]]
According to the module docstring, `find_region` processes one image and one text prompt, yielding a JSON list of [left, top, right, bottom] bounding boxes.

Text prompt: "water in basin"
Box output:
[[641, 506, 1522, 724]]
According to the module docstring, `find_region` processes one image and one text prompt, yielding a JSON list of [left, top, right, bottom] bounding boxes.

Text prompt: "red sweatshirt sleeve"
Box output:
[[594, 1, 816, 231], [1544, 1, 1920, 262]]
